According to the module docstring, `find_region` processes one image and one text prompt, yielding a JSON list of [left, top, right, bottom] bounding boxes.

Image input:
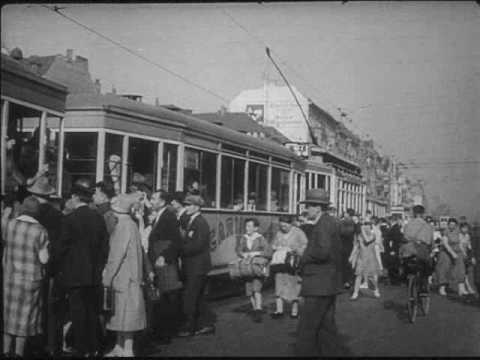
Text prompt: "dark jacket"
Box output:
[[181, 213, 212, 278], [148, 207, 181, 265], [35, 202, 63, 278], [386, 224, 403, 255], [339, 218, 355, 253], [57, 205, 109, 288], [299, 213, 343, 297]]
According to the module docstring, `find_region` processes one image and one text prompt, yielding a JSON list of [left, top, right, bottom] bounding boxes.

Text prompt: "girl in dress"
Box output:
[[459, 223, 477, 295], [235, 218, 272, 323], [350, 221, 383, 300]]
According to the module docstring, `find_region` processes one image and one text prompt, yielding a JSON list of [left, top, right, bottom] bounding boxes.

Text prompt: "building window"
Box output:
[[64, 132, 98, 192], [184, 147, 217, 208], [127, 137, 157, 192], [104, 132, 123, 194], [162, 143, 177, 193], [271, 167, 290, 212], [248, 162, 268, 211], [221, 156, 245, 210]]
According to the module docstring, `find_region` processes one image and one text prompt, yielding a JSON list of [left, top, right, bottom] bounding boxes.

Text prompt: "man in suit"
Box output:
[[177, 194, 215, 337], [385, 216, 404, 284], [295, 189, 347, 357], [57, 179, 109, 356], [148, 190, 182, 342]]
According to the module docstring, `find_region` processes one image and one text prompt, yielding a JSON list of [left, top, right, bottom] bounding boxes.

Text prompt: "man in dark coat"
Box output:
[[93, 180, 118, 236], [339, 208, 356, 289], [27, 176, 65, 356], [177, 194, 215, 337], [57, 179, 109, 356], [148, 190, 182, 342], [385, 216, 404, 284], [295, 189, 347, 357]]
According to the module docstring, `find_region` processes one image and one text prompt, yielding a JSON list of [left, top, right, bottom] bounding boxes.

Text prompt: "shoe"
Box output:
[[290, 312, 299, 319], [270, 312, 284, 319], [176, 329, 194, 337], [350, 293, 359, 300], [360, 283, 368, 289], [123, 350, 135, 357], [104, 345, 123, 357], [195, 325, 215, 336], [344, 282, 351, 289], [252, 309, 263, 323], [439, 287, 447, 296], [373, 290, 381, 298]]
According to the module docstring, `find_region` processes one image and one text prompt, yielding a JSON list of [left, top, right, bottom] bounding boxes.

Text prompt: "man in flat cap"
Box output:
[[177, 194, 215, 337], [295, 189, 347, 356]]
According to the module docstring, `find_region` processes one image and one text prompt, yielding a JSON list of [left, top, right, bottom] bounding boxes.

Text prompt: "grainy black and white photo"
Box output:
[[1, 1, 479, 357]]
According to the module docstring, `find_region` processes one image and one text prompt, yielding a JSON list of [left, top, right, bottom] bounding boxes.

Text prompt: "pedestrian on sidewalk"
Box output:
[[339, 209, 356, 289], [270, 215, 307, 319], [2, 196, 50, 357], [103, 193, 147, 357], [235, 218, 272, 323], [295, 189, 346, 357], [459, 222, 476, 295], [445, 219, 469, 296]]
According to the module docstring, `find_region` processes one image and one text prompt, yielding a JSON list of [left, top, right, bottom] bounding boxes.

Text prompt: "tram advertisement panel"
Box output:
[[202, 211, 280, 273]]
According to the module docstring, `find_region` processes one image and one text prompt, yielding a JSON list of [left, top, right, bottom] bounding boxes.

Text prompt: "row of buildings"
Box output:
[[2, 46, 424, 218]]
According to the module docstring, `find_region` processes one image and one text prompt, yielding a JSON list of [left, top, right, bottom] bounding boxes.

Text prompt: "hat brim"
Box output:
[[27, 189, 56, 197]]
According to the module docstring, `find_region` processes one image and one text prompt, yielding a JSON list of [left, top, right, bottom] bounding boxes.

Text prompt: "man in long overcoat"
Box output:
[[339, 208, 356, 289], [57, 179, 109, 356], [295, 189, 347, 356]]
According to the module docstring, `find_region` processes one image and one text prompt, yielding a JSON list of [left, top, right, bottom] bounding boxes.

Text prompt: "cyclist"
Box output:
[[399, 205, 434, 293]]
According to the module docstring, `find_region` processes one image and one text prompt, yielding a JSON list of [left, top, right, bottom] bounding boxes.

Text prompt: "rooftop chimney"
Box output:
[[94, 79, 101, 94], [66, 49, 73, 62]]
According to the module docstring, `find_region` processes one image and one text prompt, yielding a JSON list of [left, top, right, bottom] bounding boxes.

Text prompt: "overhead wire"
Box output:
[[38, 4, 230, 103]]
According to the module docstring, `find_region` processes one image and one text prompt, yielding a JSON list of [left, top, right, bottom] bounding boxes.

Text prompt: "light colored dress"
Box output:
[[354, 225, 382, 278], [103, 213, 146, 332], [447, 229, 466, 289], [272, 226, 308, 302]]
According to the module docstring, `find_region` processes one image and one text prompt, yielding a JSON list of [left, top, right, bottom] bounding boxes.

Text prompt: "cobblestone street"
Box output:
[[146, 284, 480, 357]]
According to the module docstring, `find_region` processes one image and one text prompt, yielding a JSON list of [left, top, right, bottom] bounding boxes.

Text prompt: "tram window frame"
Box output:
[[162, 142, 178, 194], [184, 147, 217, 208], [104, 132, 124, 195], [63, 131, 98, 192], [222, 143, 247, 155], [220, 155, 245, 210], [247, 161, 268, 211], [127, 136, 158, 193], [271, 167, 290, 212], [249, 150, 269, 161]]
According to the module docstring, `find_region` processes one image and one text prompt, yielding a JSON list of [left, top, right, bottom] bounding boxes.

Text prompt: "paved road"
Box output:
[[145, 283, 480, 357]]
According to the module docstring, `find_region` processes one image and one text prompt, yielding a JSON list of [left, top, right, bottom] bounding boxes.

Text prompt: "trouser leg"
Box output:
[[68, 287, 88, 354], [182, 275, 209, 331], [295, 297, 325, 356]]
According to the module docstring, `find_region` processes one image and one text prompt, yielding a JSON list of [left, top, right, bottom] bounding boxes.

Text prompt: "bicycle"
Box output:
[[402, 255, 431, 323]]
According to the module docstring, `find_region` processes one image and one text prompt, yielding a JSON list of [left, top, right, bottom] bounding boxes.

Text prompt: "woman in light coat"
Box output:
[[103, 194, 146, 357]]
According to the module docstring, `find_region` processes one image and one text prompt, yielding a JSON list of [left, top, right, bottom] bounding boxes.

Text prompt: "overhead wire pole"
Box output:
[[265, 47, 318, 145], [40, 5, 229, 103]]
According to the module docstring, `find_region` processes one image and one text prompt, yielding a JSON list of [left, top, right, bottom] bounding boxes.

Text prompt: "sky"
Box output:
[[2, 2, 479, 221]]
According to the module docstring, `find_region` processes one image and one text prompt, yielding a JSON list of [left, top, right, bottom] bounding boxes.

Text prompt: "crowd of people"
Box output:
[[2, 175, 214, 357], [2, 173, 479, 357]]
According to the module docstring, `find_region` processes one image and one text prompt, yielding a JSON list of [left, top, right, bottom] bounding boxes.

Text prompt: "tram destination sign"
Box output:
[[285, 142, 310, 158]]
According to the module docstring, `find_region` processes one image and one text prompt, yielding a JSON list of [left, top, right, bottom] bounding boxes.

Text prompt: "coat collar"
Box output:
[[16, 215, 39, 224]]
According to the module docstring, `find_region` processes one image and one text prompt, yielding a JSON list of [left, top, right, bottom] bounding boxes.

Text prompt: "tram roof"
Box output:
[[66, 93, 304, 163], [1, 54, 68, 114]]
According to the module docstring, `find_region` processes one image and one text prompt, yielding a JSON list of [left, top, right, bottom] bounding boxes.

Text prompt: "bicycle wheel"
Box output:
[[407, 274, 418, 323]]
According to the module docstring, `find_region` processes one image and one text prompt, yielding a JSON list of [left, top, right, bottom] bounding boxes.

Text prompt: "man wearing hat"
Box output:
[[295, 189, 347, 356], [399, 204, 434, 292], [57, 178, 109, 356], [177, 194, 215, 337], [27, 176, 65, 355]]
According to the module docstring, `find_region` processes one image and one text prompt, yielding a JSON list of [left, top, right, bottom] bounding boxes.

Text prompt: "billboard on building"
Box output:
[[246, 104, 264, 123]]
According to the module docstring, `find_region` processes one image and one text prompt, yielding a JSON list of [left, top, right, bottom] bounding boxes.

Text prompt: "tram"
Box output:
[[56, 92, 306, 288], [1, 53, 68, 199]]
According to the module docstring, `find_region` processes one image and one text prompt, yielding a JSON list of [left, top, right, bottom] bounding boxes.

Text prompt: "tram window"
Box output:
[[296, 173, 302, 204], [127, 137, 157, 193], [3, 103, 63, 195], [104, 133, 123, 194], [222, 143, 246, 155], [250, 150, 269, 160], [317, 174, 326, 189], [306, 172, 310, 190], [271, 167, 290, 212], [184, 148, 217, 208], [162, 143, 177, 193], [221, 156, 245, 210], [64, 132, 98, 193], [248, 162, 267, 211]]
